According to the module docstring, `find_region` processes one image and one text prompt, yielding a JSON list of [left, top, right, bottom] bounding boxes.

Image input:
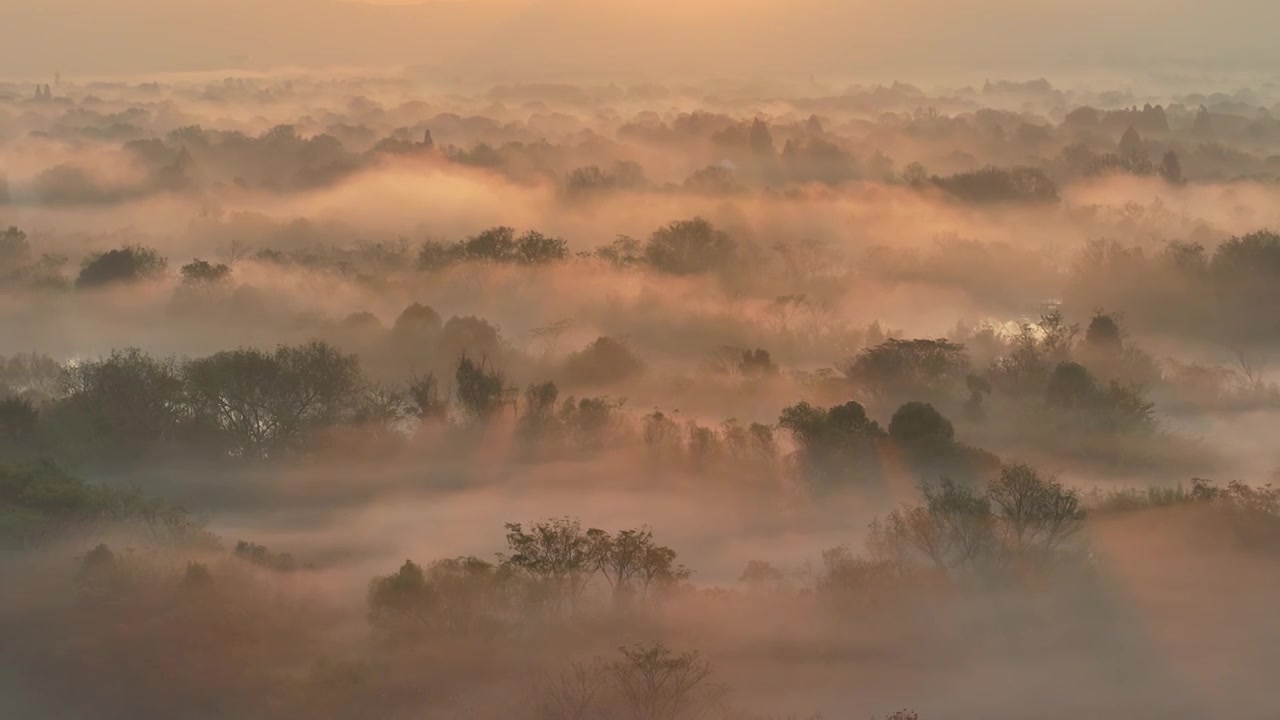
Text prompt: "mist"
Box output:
[[6, 16, 1280, 720]]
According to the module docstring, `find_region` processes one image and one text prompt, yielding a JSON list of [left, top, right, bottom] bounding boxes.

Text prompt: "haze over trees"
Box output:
[[5, 64, 1280, 720]]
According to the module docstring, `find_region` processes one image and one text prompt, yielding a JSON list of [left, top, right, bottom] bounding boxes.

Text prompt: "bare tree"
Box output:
[[987, 464, 1085, 558], [1230, 346, 1266, 391], [607, 644, 714, 720], [530, 318, 575, 358], [216, 238, 252, 265], [540, 659, 606, 720]]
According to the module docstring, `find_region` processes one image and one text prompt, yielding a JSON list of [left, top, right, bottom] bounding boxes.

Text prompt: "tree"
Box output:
[[519, 381, 561, 445], [1193, 105, 1213, 136], [557, 396, 625, 452], [1117, 125, 1144, 163], [643, 218, 737, 275], [0, 396, 38, 439], [391, 302, 443, 339], [0, 226, 30, 271], [738, 559, 786, 591], [183, 341, 361, 459], [368, 555, 513, 639], [748, 118, 775, 156], [460, 226, 516, 263], [455, 355, 506, 421], [588, 527, 688, 606], [440, 315, 502, 364], [515, 231, 569, 265], [179, 259, 231, 284], [75, 245, 168, 288], [1083, 311, 1123, 359], [986, 464, 1085, 559], [932, 166, 1058, 204], [888, 401, 954, 454], [57, 348, 186, 463], [869, 478, 995, 575], [900, 162, 929, 187], [683, 166, 742, 195], [779, 400, 884, 486], [842, 338, 970, 401], [607, 644, 715, 720], [561, 336, 644, 386], [1045, 361, 1097, 411], [502, 518, 597, 617], [367, 559, 433, 631], [1159, 150, 1184, 184]]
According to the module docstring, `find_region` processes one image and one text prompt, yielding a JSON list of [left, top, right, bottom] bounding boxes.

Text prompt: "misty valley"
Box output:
[[3, 71, 1280, 719]]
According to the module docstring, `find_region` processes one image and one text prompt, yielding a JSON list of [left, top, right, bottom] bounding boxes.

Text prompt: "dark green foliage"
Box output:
[[184, 341, 362, 458], [75, 245, 168, 288], [455, 355, 507, 421], [1159, 150, 1184, 183], [738, 559, 786, 589], [0, 395, 38, 439], [779, 400, 884, 487], [1211, 231, 1280, 332], [392, 302, 443, 337], [416, 227, 568, 269], [234, 540, 300, 572], [748, 117, 774, 156], [1093, 478, 1280, 516], [1045, 361, 1154, 431], [514, 230, 569, 265], [0, 226, 30, 270], [368, 559, 432, 628], [440, 315, 502, 363], [562, 336, 644, 387], [986, 311, 1079, 397], [842, 338, 970, 402], [683, 165, 743, 195], [1, 461, 206, 544], [180, 259, 231, 284], [460, 226, 516, 262], [54, 348, 186, 464], [888, 401, 955, 452], [643, 218, 737, 275], [594, 235, 644, 267], [181, 561, 215, 590], [931, 166, 1058, 203], [565, 161, 646, 195], [815, 545, 899, 608], [711, 346, 778, 377], [1083, 312, 1123, 357], [1045, 361, 1097, 410], [557, 395, 624, 451]]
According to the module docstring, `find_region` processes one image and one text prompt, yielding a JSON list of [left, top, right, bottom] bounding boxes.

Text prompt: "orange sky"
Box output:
[[2, 0, 1278, 80]]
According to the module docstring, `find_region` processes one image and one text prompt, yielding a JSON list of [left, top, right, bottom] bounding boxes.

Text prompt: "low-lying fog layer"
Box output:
[[4, 71, 1280, 720]]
